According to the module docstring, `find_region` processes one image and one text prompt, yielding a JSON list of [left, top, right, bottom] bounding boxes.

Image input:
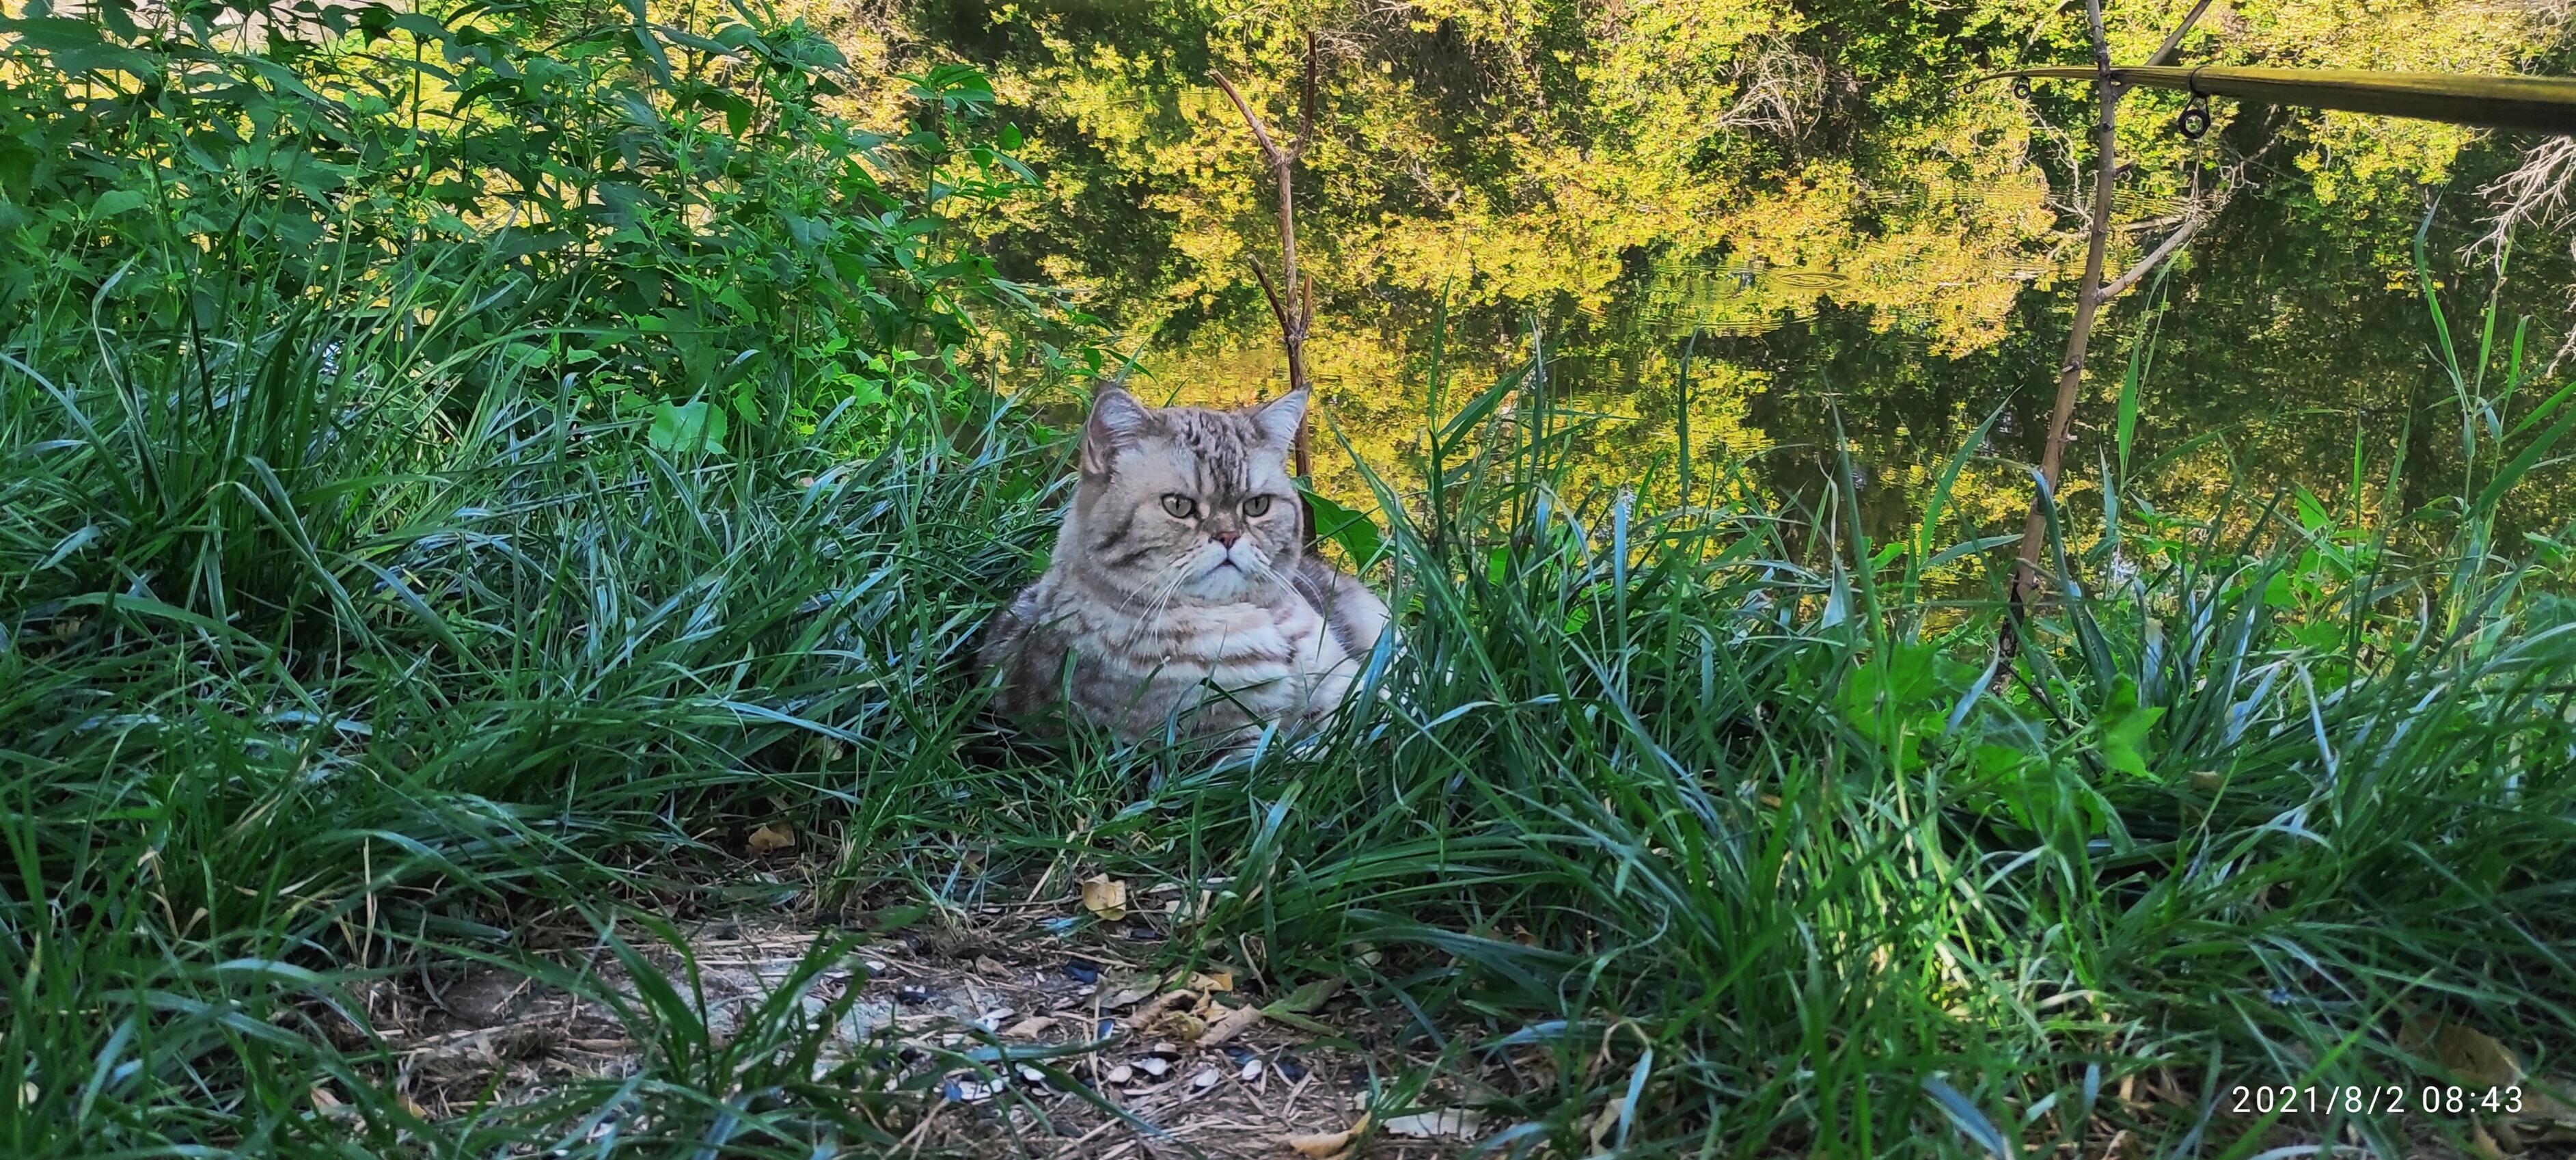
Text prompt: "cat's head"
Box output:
[[1065, 386, 1306, 604]]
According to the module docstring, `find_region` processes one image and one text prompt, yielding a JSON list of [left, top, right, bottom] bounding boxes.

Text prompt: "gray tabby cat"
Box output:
[[979, 386, 1389, 743]]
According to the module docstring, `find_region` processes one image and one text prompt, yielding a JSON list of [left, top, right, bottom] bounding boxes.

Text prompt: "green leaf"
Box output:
[[1303, 487, 1385, 569], [647, 400, 728, 455], [2096, 676, 2165, 777], [90, 189, 149, 218]]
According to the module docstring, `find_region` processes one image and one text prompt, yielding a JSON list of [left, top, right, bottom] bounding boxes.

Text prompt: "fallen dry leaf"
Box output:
[[1129, 987, 1197, 1026], [1080, 876, 1129, 921], [1286, 1115, 1369, 1158], [1189, 969, 1235, 993], [2405, 1016, 2525, 1087], [1382, 1109, 1483, 1139], [1201, 1002, 1265, 1045], [1004, 1015, 1057, 1038], [748, 823, 795, 854]]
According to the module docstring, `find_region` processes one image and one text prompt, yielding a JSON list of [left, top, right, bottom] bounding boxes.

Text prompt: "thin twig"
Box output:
[[1211, 33, 1324, 543], [2096, 215, 2205, 299], [2146, 0, 2216, 66]]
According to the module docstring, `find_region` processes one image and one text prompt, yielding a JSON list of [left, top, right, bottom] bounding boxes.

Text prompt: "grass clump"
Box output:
[[8, 2, 2576, 1157]]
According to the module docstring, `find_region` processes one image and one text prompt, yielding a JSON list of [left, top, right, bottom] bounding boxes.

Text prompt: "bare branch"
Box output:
[[2096, 215, 2204, 299], [1210, 70, 1290, 172], [1213, 36, 1326, 539], [2146, 0, 2216, 66], [1298, 37, 1317, 159], [1246, 255, 1292, 335]]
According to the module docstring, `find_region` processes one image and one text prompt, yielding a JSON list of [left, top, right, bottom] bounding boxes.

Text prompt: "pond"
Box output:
[[907, 0, 2575, 544]]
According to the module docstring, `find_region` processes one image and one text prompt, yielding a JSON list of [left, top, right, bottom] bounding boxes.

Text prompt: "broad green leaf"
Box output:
[[1304, 487, 1385, 569], [2097, 676, 2165, 777], [647, 400, 728, 455], [90, 189, 148, 218]]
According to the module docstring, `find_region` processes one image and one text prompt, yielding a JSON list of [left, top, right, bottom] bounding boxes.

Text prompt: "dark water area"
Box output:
[[1530, 182, 2576, 543], [931, 1, 2576, 549]]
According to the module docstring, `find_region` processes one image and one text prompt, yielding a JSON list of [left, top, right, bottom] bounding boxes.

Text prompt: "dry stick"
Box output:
[[1999, 0, 2213, 673], [2005, 0, 2123, 619], [1212, 37, 1322, 542]]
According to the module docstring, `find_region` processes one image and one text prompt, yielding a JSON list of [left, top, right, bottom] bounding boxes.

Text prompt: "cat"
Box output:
[[979, 386, 1390, 744]]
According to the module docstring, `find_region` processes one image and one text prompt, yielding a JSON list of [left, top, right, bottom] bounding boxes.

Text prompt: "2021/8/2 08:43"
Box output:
[[2228, 1085, 2523, 1116]]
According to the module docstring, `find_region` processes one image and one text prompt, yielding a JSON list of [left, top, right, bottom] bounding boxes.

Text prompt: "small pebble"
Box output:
[[1238, 1057, 1263, 1082], [1106, 1063, 1134, 1084], [1136, 1057, 1171, 1078]]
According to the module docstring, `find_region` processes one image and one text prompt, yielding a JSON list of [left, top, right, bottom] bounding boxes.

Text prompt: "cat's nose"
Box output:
[[1211, 530, 1242, 548]]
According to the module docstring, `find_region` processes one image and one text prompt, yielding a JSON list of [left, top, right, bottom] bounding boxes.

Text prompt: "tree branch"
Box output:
[[2146, 0, 2215, 67], [2096, 213, 2205, 299], [1212, 33, 1323, 541]]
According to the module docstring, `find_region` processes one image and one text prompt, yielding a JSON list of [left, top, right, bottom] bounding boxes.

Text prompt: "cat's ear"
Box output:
[[1252, 388, 1307, 450], [1082, 387, 1151, 475]]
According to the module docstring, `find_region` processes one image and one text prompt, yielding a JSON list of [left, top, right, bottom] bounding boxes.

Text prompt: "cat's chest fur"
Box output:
[[1103, 593, 1344, 697], [989, 575, 1356, 740]]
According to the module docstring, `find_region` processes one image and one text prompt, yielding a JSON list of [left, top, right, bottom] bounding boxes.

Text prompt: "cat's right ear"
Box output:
[[1082, 387, 1151, 476]]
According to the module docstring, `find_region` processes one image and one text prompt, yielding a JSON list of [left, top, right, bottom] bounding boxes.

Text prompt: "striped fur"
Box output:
[[980, 387, 1390, 742]]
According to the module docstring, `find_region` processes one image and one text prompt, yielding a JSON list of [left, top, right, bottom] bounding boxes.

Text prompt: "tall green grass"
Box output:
[[9, 225, 2576, 1157]]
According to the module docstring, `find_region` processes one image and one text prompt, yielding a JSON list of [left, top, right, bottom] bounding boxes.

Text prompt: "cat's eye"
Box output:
[[1161, 494, 1198, 520], [1242, 495, 1274, 517]]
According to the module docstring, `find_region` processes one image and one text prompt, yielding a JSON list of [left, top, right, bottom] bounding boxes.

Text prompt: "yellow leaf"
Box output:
[[748, 823, 796, 854], [1286, 1115, 1368, 1158], [1188, 969, 1235, 993], [1080, 875, 1128, 921]]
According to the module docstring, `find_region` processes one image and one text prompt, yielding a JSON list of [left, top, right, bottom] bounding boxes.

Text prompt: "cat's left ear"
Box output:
[[1082, 387, 1152, 476], [1252, 388, 1308, 450]]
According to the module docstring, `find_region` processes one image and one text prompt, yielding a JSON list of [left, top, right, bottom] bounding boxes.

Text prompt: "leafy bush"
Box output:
[[0, 0, 1052, 452]]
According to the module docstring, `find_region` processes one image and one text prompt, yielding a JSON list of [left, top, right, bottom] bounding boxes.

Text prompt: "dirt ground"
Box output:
[[330, 888, 1491, 1159]]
